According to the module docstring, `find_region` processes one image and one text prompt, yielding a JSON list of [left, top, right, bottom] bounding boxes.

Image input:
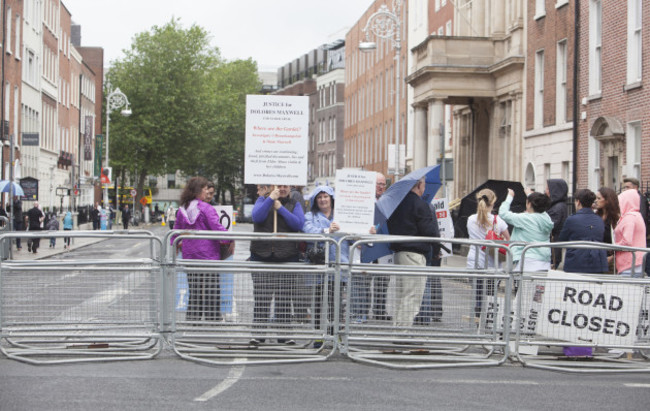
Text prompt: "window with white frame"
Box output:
[[534, 50, 544, 129], [446, 20, 452, 36], [627, 121, 641, 179], [438, 27, 444, 36], [535, 0, 545, 17], [15, 15, 21, 59], [589, 136, 601, 189], [556, 40, 568, 124], [589, 0, 602, 95], [6, 8, 12, 54], [499, 100, 512, 137], [627, 0, 642, 84], [435, 0, 440, 12]]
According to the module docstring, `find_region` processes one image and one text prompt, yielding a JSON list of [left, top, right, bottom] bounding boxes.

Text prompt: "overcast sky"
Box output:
[[62, 0, 374, 72]]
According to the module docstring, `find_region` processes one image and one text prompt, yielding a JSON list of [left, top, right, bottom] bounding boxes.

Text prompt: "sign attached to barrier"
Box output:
[[334, 169, 376, 234], [538, 272, 645, 346], [213, 206, 233, 232], [638, 287, 650, 341], [430, 198, 454, 257]]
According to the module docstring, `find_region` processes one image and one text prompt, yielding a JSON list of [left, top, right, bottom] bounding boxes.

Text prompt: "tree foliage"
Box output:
[[105, 19, 260, 204]]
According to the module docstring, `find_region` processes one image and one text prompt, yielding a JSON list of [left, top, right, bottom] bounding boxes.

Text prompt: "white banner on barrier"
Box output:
[[538, 272, 645, 346]]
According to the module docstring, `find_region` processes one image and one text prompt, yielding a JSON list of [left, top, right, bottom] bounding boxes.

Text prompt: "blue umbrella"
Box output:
[[0, 180, 24, 196], [361, 165, 442, 262], [375, 165, 441, 224]]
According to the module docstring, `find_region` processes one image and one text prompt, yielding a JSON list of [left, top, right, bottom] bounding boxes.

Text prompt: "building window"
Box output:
[[534, 50, 544, 129], [556, 40, 568, 124], [627, 0, 642, 84], [589, 0, 602, 95], [499, 100, 512, 137], [535, 0, 546, 18], [544, 163, 551, 183], [446, 20, 452, 36], [589, 136, 601, 189], [6, 7, 12, 54], [435, 0, 440, 12], [627, 121, 641, 179], [15, 15, 21, 59], [562, 161, 570, 183], [437, 27, 444, 36]]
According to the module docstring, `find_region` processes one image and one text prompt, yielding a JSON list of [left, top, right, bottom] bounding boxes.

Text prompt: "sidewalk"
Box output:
[[7, 222, 159, 261]]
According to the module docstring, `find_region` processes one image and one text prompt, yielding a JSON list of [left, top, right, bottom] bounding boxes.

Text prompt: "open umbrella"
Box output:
[[375, 165, 441, 224], [0, 180, 24, 197], [453, 179, 527, 239], [361, 165, 442, 262]]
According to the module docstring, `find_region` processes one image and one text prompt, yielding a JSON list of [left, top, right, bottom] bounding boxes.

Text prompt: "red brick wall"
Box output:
[[526, 0, 576, 131], [345, 0, 408, 176], [576, 1, 650, 188]]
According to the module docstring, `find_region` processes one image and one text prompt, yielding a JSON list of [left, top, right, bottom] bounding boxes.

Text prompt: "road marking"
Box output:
[[624, 383, 650, 388], [194, 361, 246, 402], [434, 379, 539, 385]]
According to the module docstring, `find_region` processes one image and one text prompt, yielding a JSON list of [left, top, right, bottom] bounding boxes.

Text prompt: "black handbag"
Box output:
[[306, 245, 327, 264]]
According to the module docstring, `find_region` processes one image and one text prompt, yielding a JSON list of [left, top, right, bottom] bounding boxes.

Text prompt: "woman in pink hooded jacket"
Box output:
[[615, 189, 646, 277], [173, 176, 231, 321]]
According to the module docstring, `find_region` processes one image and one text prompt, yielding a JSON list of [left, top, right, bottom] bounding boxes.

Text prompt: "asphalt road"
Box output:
[[1, 224, 650, 410]]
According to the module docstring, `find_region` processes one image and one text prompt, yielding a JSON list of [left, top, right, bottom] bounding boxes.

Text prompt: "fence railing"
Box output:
[[1, 230, 649, 372]]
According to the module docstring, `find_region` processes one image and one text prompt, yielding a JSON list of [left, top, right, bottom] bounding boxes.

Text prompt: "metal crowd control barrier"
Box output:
[[512, 241, 650, 373], [340, 235, 513, 369], [163, 230, 341, 366], [0, 230, 164, 364]]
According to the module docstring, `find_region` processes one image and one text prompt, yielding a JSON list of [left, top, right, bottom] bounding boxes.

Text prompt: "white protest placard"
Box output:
[[537, 271, 645, 346], [213, 205, 234, 232], [334, 169, 376, 234], [430, 198, 454, 257], [244, 95, 309, 185]]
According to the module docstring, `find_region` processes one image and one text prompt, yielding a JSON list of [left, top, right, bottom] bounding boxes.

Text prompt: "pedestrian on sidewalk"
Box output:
[[46, 212, 60, 248], [166, 204, 177, 230], [63, 211, 73, 249], [27, 202, 45, 254], [91, 203, 100, 230], [122, 205, 131, 230]]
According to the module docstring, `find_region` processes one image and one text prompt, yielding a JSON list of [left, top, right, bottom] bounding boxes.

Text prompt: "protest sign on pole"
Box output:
[[334, 169, 376, 234], [244, 95, 309, 186]]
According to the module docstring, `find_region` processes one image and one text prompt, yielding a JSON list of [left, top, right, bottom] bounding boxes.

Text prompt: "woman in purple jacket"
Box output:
[[174, 176, 231, 322]]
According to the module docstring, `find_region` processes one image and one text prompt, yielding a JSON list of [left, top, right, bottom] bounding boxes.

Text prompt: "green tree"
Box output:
[[105, 19, 259, 205]]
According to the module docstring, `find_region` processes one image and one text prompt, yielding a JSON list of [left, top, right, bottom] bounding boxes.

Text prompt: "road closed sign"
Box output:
[[537, 272, 645, 346]]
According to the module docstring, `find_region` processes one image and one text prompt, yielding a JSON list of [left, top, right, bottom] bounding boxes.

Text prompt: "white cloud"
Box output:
[[63, 0, 373, 70]]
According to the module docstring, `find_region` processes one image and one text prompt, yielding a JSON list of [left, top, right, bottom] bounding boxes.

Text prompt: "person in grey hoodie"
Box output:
[[499, 189, 554, 272], [546, 179, 569, 268]]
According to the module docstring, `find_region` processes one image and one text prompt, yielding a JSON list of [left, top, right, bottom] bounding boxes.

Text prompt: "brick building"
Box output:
[[275, 42, 345, 192], [2, 0, 23, 186], [344, 0, 408, 182], [577, 0, 649, 192], [523, 0, 576, 193]]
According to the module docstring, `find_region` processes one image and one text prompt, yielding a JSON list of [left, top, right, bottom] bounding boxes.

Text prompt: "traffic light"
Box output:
[[101, 167, 112, 184]]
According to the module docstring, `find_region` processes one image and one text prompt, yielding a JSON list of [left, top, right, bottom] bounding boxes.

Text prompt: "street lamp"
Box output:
[[359, 0, 402, 181], [104, 87, 131, 209]]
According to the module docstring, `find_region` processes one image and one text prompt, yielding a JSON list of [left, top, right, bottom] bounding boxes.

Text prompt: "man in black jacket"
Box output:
[[26, 202, 44, 254], [387, 177, 440, 327]]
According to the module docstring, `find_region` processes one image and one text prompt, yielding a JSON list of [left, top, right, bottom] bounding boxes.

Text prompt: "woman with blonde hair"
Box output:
[[466, 189, 510, 317]]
